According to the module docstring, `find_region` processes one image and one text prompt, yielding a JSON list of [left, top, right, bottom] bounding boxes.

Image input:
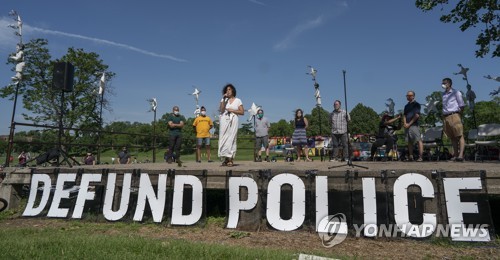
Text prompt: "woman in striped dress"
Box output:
[[292, 109, 311, 161]]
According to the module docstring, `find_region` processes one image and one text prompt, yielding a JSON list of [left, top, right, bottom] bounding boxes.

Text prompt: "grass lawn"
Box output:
[[0, 223, 294, 259]]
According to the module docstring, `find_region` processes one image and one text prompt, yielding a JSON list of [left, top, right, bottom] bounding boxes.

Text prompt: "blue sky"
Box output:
[[0, 0, 498, 135]]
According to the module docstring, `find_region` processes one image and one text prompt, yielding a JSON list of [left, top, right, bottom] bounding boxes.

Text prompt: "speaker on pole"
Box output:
[[53, 62, 74, 92]]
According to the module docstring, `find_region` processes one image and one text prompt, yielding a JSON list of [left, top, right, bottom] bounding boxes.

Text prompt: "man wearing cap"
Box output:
[[118, 147, 131, 164], [84, 152, 96, 165]]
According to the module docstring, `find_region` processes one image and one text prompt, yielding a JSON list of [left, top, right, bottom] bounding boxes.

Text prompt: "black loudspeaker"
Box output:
[[53, 62, 74, 92]]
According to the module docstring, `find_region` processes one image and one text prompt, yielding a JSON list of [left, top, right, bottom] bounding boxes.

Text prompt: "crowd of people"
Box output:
[[13, 77, 469, 167]]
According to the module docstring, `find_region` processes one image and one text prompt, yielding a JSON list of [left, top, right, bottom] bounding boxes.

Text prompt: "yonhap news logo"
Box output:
[[317, 213, 348, 248]]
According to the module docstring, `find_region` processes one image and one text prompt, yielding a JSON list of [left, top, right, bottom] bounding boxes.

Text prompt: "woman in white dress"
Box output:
[[218, 84, 244, 166]]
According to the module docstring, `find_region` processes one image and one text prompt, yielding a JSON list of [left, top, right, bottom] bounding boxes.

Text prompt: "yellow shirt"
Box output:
[[193, 115, 213, 138]]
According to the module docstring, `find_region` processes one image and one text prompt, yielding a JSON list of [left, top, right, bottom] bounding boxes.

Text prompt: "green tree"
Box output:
[[306, 106, 331, 136], [102, 121, 135, 151], [1, 39, 115, 151], [464, 97, 500, 131], [0, 138, 7, 156], [422, 91, 444, 127], [239, 122, 254, 136], [268, 119, 294, 137], [349, 103, 380, 135], [181, 117, 196, 154], [415, 0, 499, 57]]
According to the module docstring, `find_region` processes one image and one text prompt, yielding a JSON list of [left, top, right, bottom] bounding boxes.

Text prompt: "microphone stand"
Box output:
[[329, 70, 368, 169]]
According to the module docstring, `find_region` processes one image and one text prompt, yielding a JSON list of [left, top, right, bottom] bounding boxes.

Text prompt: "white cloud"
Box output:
[[0, 16, 187, 62], [0, 17, 20, 52], [273, 15, 325, 51], [25, 26, 187, 62], [248, 0, 266, 6]]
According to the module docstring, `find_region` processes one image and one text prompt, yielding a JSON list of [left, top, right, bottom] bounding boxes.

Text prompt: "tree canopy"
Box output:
[[1, 39, 115, 147], [415, 0, 499, 57], [349, 103, 380, 135]]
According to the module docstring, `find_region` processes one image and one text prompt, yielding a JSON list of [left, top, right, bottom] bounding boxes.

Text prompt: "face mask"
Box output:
[[173, 111, 179, 115], [201, 111, 206, 116], [441, 84, 447, 89], [257, 114, 263, 119]]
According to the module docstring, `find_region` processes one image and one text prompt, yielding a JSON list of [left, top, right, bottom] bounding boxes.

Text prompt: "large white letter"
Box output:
[[266, 173, 305, 231], [103, 173, 132, 221], [226, 176, 258, 228], [133, 173, 168, 223], [171, 175, 203, 225], [393, 173, 436, 238], [72, 173, 102, 219], [443, 177, 490, 242], [22, 174, 52, 217], [315, 176, 328, 232], [362, 177, 377, 237], [47, 173, 77, 218]]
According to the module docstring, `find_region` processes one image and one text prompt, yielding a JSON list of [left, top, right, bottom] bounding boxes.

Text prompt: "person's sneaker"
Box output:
[[167, 158, 173, 164], [404, 156, 414, 162], [196, 160, 201, 163], [177, 159, 183, 167], [265, 157, 270, 162], [207, 160, 213, 163], [416, 158, 423, 162]]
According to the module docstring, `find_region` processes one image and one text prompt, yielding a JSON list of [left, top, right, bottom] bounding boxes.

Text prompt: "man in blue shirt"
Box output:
[[442, 78, 465, 162]]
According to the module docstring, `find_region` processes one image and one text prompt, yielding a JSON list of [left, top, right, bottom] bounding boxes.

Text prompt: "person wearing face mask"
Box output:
[[403, 90, 423, 162], [218, 84, 244, 167], [166, 106, 186, 166], [254, 109, 271, 162], [441, 78, 466, 162], [193, 106, 214, 163], [329, 100, 351, 162]]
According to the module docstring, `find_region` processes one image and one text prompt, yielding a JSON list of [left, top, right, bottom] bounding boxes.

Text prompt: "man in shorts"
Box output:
[[403, 90, 423, 161], [441, 78, 465, 162], [193, 106, 213, 163]]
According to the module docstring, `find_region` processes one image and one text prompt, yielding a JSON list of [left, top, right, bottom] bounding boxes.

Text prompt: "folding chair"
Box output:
[[464, 129, 478, 161], [422, 127, 443, 161], [475, 124, 500, 161]]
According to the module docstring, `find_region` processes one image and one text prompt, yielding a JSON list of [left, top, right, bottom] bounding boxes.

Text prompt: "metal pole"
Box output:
[[57, 90, 65, 166], [5, 10, 23, 167], [153, 109, 157, 163], [97, 91, 104, 164], [5, 82, 20, 167], [253, 115, 257, 162]]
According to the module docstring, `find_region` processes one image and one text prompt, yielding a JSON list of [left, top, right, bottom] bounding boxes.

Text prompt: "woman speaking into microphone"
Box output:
[[218, 84, 244, 167]]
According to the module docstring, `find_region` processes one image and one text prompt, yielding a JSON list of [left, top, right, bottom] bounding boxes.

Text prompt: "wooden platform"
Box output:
[[1, 160, 499, 213], [2, 159, 499, 187]]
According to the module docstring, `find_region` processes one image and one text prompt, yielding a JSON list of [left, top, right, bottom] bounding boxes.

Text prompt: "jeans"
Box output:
[[168, 135, 182, 160]]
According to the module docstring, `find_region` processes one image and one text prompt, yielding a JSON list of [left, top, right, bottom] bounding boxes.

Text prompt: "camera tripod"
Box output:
[[328, 70, 368, 170]]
